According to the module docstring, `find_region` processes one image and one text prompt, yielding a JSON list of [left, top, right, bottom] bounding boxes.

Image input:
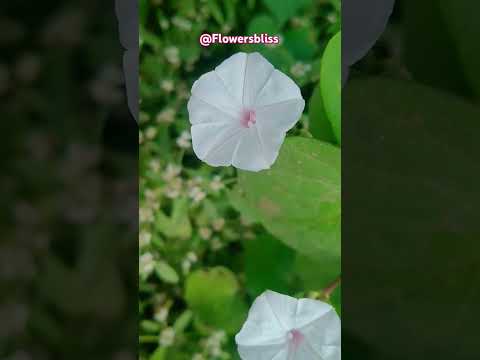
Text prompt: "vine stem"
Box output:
[[323, 276, 341, 299]]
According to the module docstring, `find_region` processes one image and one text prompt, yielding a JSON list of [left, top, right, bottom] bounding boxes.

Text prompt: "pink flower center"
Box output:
[[240, 109, 256, 128], [288, 329, 304, 348]]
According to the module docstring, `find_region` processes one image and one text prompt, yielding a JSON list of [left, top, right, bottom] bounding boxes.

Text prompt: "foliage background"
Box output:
[[139, 0, 341, 359], [1, 1, 137, 359]]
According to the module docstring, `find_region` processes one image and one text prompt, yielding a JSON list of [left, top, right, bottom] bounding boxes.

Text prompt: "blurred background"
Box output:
[[0, 1, 137, 359], [139, 0, 340, 359], [344, 0, 480, 359]]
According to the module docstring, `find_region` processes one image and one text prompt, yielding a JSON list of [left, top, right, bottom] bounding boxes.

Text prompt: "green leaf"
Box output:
[[155, 261, 179, 284], [320, 32, 341, 143], [247, 14, 279, 35], [155, 197, 192, 239], [283, 28, 318, 61], [231, 137, 341, 263], [294, 254, 339, 291], [185, 267, 247, 334], [439, 0, 480, 98], [309, 82, 337, 144], [207, 0, 225, 25], [330, 284, 341, 317], [149, 347, 167, 360], [245, 234, 295, 297], [262, 0, 312, 26], [173, 310, 193, 333]]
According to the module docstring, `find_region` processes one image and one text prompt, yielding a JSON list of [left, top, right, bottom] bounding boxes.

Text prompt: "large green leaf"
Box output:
[[185, 267, 247, 334], [320, 32, 341, 143], [231, 137, 341, 262], [344, 76, 480, 358], [245, 234, 295, 297], [309, 81, 337, 144]]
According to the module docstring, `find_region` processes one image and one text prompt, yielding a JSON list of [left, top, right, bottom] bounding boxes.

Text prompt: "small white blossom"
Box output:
[[236, 290, 341, 360], [164, 46, 180, 66], [199, 227, 212, 240], [176, 130, 192, 149], [187, 52, 304, 172], [139, 252, 155, 277], [290, 62, 312, 78], [181, 258, 192, 275], [145, 127, 157, 140], [188, 186, 206, 203], [149, 159, 161, 172], [159, 19, 169, 30], [209, 176, 224, 192], [156, 108, 176, 124], [212, 218, 225, 231], [140, 112, 150, 123], [163, 164, 182, 182], [159, 327, 175, 347], [139, 231, 152, 248], [172, 16, 192, 31], [160, 79, 174, 93], [139, 207, 154, 223], [186, 251, 198, 263], [164, 178, 182, 199], [204, 331, 227, 358], [154, 305, 169, 323]]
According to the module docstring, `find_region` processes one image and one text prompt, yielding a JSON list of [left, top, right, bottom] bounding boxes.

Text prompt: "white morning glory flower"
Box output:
[[235, 290, 340, 360], [187, 52, 305, 172]]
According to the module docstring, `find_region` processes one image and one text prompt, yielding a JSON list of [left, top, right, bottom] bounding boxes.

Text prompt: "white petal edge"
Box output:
[[254, 69, 304, 108], [190, 71, 242, 118], [191, 122, 244, 167]]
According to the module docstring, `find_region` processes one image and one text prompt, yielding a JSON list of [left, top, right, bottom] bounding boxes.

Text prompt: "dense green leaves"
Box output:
[[231, 137, 341, 263], [247, 14, 279, 35], [185, 267, 247, 334], [320, 32, 341, 143], [262, 0, 312, 26]]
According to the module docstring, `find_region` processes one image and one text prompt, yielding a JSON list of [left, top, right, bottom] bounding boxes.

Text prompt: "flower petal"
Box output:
[[235, 291, 294, 347], [191, 122, 244, 167], [231, 128, 272, 172], [245, 98, 304, 169], [254, 69, 304, 108], [187, 95, 238, 126], [190, 71, 242, 118], [214, 52, 275, 109], [299, 303, 341, 360], [295, 342, 324, 360], [295, 298, 334, 329], [242, 52, 275, 108], [237, 343, 289, 360], [214, 52, 248, 105]]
